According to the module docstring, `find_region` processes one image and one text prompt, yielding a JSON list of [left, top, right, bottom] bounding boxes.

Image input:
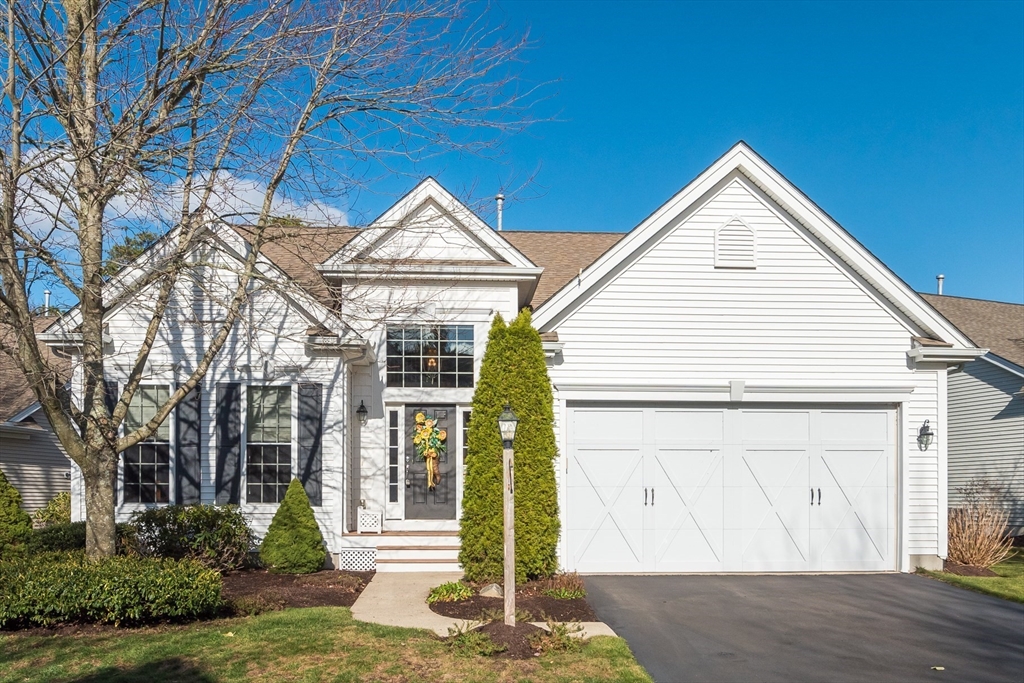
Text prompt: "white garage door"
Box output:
[[565, 405, 895, 573]]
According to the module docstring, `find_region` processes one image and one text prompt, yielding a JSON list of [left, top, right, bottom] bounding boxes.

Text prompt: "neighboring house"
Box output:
[[0, 317, 72, 513], [54, 142, 982, 573], [921, 294, 1024, 535]]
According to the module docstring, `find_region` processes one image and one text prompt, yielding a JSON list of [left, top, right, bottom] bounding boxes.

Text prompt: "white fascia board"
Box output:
[[533, 142, 976, 350], [981, 353, 1024, 379], [322, 263, 543, 281], [320, 178, 537, 270], [907, 346, 987, 364]]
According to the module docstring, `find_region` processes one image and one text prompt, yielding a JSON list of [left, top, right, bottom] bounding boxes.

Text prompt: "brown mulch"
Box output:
[[942, 560, 999, 577], [476, 621, 546, 659], [220, 569, 374, 611], [429, 581, 596, 622]]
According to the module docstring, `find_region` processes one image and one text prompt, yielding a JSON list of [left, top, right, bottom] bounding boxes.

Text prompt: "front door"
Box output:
[[405, 405, 457, 519]]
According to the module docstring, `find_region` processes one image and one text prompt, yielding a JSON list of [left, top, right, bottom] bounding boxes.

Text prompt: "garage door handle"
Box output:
[[811, 488, 814, 506], [651, 488, 654, 505], [644, 488, 648, 506], [817, 488, 821, 506]]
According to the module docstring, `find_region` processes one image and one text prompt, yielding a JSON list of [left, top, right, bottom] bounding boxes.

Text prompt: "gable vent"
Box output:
[[715, 217, 756, 269]]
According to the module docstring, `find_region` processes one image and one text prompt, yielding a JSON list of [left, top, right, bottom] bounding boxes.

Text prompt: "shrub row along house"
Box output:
[[48, 142, 990, 573]]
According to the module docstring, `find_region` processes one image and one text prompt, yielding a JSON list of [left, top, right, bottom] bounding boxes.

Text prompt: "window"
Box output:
[[462, 411, 471, 459], [387, 410, 400, 503], [246, 386, 292, 504], [386, 325, 474, 388], [123, 385, 171, 503]]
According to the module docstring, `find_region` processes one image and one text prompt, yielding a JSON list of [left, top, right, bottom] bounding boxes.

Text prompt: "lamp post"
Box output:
[[498, 404, 519, 627]]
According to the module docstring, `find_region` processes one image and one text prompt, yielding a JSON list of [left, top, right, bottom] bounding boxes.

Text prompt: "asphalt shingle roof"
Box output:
[[921, 294, 1024, 368]]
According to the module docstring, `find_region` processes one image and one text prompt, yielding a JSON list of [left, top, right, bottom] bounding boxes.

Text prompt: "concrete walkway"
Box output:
[[351, 571, 616, 638]]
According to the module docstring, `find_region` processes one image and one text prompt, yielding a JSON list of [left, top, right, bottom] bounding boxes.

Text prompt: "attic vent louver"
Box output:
[[715, 217, 756, 269]]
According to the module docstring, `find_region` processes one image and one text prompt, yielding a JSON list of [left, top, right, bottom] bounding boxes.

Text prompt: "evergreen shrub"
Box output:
[[459, 310, 560, 582], [33, 492, 71, 527], [0, 470, 32, 560], [0, 553, 222, 627], [259, 479, 326, 573], [128, 505, 256, 572]]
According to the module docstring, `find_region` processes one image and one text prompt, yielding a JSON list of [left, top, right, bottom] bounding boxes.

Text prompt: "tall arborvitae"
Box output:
[[459, 314, 509, 581], [458, 310, 560, 582]]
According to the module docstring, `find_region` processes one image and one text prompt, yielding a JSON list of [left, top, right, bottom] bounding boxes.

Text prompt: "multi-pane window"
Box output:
[[462, 411, 471, 459], [246, 386, 292, 504], [123, 385, 171, 503], [386, 325, 474, 388], [387, 410, 400, 503]]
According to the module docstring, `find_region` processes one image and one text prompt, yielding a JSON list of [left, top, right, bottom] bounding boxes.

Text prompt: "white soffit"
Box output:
[[532, 142, 975, 350]]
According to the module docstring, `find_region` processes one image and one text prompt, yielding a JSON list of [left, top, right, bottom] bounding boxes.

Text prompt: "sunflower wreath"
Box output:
[[412, 412, 447, 490]]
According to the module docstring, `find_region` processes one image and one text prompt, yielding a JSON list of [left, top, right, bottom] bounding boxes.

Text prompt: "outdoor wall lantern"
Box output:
[[356, 400, 369, 427], [498, 404, 519, 448], [917, 420, 935, 451]]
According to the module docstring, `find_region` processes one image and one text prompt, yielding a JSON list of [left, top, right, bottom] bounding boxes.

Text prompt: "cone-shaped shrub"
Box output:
[[0, 469, 32, 560], [459, 310, 560, 582], [259, 479, 326, 573]]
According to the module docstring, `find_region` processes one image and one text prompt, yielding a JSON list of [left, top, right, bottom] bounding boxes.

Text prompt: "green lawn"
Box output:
[[0, 607, 652, 683], [921, 550, 1024, 603]]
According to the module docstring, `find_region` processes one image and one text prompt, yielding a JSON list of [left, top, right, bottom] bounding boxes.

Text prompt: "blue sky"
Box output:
[[361, 1, 1023, 303]]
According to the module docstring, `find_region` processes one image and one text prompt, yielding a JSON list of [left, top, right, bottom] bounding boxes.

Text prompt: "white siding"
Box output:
[[0, 415, 71, 513], [347, 279, 520, 526], [547, 177, 945, 565], [69, 242, 352, 551], [947, 358, 1024, 530]]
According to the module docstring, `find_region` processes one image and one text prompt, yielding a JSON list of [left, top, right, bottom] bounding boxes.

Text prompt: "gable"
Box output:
[[357, 198, 506, 263], [545, 175, 930, 383], [533, 142, 975, 351]]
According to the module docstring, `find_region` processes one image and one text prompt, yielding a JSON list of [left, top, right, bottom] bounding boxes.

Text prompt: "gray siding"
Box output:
[[947, 357, 1024, 531], [0, 413, 72, 512]]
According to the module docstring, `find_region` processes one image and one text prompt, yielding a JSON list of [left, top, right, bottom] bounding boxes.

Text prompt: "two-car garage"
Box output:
[[565, 405, 896, 573]]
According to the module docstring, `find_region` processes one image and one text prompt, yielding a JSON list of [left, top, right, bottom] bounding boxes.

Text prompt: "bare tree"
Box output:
[[0, 0, 533, 558]]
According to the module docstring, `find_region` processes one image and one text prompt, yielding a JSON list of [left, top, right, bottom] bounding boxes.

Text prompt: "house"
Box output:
[[55, 142, 983, 573], [920, 294, 1024, 536], [0, 317, 72, 513]]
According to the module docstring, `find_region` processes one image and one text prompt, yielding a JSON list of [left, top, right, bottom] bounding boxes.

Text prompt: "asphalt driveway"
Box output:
[[585, 574, 1024, 683]]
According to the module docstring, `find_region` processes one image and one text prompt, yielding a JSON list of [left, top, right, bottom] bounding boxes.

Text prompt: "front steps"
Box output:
[[340, 530, 462, 572]]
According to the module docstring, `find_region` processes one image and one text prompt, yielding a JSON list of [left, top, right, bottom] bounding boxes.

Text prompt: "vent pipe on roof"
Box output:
[[43, 290, 51, 313], [495, 193, 505, 231], [936, 274, 945, 295]]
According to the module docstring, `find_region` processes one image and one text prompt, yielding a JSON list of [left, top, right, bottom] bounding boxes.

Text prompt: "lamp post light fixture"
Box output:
[[356, 400, 369, 427], [498, 403, 519, 627], [917, 419, 935, 451]]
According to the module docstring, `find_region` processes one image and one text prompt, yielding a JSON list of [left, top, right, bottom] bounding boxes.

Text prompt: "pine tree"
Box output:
[[459, 310, 560, 581], [0, 469, 33, 559], [259, 479, 326, 573]]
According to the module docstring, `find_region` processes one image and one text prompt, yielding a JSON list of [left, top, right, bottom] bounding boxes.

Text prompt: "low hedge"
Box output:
[[0, 553, 222, 628], [27, 521, 137, 555]]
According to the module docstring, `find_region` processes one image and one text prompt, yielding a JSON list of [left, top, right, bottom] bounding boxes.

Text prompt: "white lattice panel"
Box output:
[[357, 508, 382, 534], [341, 548, 376, 571]]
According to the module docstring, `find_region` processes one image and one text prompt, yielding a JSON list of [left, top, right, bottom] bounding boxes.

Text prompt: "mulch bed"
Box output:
[[475, 621, 547, 659], [221, 569, 374, 611], [429, 581, 596, 622], [942, 560, 999, 577]]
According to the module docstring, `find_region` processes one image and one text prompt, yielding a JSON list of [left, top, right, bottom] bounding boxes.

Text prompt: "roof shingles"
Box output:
[[922, 294, 1024, 368]]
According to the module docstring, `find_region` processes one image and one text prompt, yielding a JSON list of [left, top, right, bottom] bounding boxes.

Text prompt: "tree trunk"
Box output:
[[81, 447, 118, 559]]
